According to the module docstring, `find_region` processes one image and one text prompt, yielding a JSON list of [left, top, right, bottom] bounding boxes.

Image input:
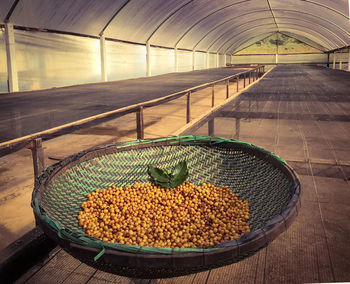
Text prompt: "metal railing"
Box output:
[[0, 66, 265, 179]]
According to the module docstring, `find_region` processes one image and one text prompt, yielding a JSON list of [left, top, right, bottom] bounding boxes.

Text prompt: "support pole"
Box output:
[[208, 118, 214, 136], [216, 53, 219, 68], [224, 54, 227, 67], [146, 41, 151, 77], [348, 49, 350, 72], [327, 53, 330, 68], [244, 74, 246, 88], [192, 50, 196, 71], [206, 52, 210, 69], [174, 47, 178, 72], [186, 91, 191, 123], [211, 85, 215, 107], [333, 53, 336, 69], [339, 53, 342, 70], [4, 23, 18, 92], [136, 106, 144, 139], [249, 72, 251, 84], [226, 80, 229, 99], [28, 139, 45, 179], [236, 76, 239, 92], [100, 34, 107, 82]]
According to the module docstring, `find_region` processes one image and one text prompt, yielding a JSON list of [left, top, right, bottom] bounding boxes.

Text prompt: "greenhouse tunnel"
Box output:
[[0, 0, 350, 283]]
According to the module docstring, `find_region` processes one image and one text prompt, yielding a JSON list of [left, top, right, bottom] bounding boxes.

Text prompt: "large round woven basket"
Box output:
[[32, 136, 301, 278]]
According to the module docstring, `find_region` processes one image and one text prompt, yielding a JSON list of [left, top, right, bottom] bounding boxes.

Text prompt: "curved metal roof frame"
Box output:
[[222, 25, 336, 54], [1, 0, 349, 55], [230, 30, 328, 54], [190, 8, 350, 51], [214, 20, 341, 53]]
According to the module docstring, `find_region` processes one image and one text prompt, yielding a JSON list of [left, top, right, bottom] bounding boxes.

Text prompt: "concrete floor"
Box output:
[[4, 65, 350, 283], [0, 68, 247, 142]]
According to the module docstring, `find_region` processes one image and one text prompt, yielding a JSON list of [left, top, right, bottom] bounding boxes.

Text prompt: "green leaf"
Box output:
[[171, 161, 188, 188], [148, 166, 170, 188]]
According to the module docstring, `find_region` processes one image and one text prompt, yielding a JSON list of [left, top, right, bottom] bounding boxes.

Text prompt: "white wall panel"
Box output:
[[195, 52, 206, 70], [209, 53, 216, 68], [14, 30, 101, 91], [106, 41, 146, 81], [150, 47, 174, 76], [177, 50, 192, 72]]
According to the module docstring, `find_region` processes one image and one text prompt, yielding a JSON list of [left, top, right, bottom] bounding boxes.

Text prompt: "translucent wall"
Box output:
[[209, 53, 216, 68], [195, 51, 206, 70], [0, 31, 7, 93], [177, 50, 192, 72], [226, 54, 231, 65], [15, 30, 101, 91], [106, 41, 146, 81], [329, 52, 350, 70], [150, 47, 174, 76], [219, 54, 225, 67]]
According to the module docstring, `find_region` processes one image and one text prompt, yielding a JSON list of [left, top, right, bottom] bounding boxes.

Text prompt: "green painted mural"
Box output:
[[236, 33, 323, 55]]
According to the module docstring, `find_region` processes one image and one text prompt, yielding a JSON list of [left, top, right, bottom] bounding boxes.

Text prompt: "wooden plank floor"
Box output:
[[16, 66, 350, 283]]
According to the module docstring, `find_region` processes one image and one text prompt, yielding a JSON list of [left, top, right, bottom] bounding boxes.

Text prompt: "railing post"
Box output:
[[29, 138, 45, 179], [208, 118, 214, 136], [236, 76, 239, 92], [136, 106, 144, 139], [211, 85, 215, 107], [186, 91, 191, 123], [226, 80, 229, 99]]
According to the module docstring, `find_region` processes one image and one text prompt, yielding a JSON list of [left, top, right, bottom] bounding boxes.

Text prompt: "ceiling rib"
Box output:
[[146, 0, 195, 43], [301, 0, 350, 19], [99, 0, 131, 36], [174, 0, 251, 48], [4, 0, 21, 22], [220, 23, 337, 53], [209, 17, 342, 53], [191, 8, 350, 51], [231, 31, 326, 54], [266, 0, 279, 31]]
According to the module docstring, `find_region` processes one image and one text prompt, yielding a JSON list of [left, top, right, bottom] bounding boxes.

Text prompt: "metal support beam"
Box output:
[[224, 54, 227, 67], [4, 23, 18, 92], [211, 85, 215, 107], [226, 80, 229, 98], [192, 50, 196, 71], [208, 118, 214, 136], [333, 53, 336, 69], [206, 52, 210, 69], [339, 53, 342, 70], [348, 49, 350, 72], [236, 76, 239, 92], [28, 139, 45, 180], [146, 41, 151, 77], [174, 47, 178, 72], [216, 53, 219, 68], [327, 53, 330, 68], [186, 91, 191, 123], [100, 35, 107, 82], [136, 107, 144, 139]]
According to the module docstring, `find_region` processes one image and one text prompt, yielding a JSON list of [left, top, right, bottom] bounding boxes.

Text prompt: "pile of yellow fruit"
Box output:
[[78, 181, 250, 248]]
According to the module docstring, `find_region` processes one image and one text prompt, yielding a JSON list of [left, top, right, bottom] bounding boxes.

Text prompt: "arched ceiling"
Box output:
[[1, 0, 349, 54]]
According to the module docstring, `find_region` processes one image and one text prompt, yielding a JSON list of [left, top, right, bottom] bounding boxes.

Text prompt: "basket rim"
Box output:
[[32, 135, 301, 260]]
